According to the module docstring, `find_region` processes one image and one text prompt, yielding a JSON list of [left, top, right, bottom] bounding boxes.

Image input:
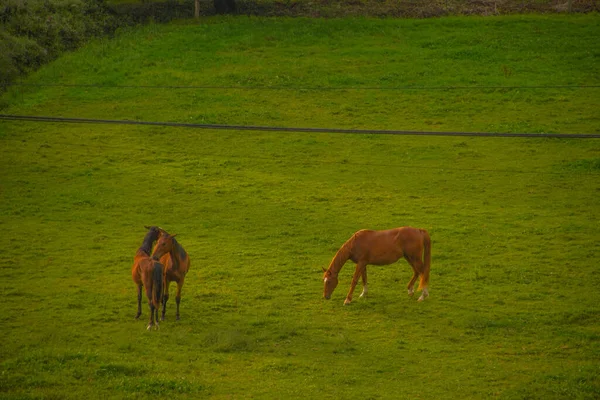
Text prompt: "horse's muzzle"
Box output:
[[324, 295, 331, 300]]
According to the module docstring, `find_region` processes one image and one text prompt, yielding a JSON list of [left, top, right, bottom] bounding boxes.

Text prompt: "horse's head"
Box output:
[[152, 232, 177, 260], [322, 268, 338, 300], [144, 226, 162, 241]]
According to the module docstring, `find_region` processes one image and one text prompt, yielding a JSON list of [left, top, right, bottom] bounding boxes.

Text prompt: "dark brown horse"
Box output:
[[152, 231, 190, 321], [131, 226, 164, 329], [322, 227, 431, 305]]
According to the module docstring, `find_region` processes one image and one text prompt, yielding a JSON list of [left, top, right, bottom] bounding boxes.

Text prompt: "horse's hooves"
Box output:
[[146, 324, 152, 331], [343, 300, 352, 306], [176, 316, 180, 321], [418, 295, 428, 302], [408, 291, 415, 297]]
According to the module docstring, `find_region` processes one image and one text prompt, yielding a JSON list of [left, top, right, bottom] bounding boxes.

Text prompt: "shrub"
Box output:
[[0, 0, 120, 89], [0, 29, 47, 86]]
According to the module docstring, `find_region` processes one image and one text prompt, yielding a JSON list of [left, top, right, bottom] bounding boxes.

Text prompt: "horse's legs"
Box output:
[[175, 279, 184, 320], [359, 267, 368, 298], [135, 284, 142, 319], [407, 269, 419, 297], [154, 307, 160, 328], [145, 285, 155, 330], [147, 303, 155, 330], [147, 303, 160, 330], [406, 256, 428, 301], [161, 280, 170, 321], [344, 263, 366, 305]]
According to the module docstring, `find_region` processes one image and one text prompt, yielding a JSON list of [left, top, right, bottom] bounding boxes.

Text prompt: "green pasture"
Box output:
[[1, 15, 599, 399]]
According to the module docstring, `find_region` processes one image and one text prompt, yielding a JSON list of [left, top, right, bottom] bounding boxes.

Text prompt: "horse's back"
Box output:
[[395, 226, 426, 238], [132, 250, 150, 283], [355, 227, 425, 240], [137, 257, 155, 284], [352, 229, 402, 264], [394, 227, 428, 254], [353, 227, 427, 264], [355, 228, 406, 244]]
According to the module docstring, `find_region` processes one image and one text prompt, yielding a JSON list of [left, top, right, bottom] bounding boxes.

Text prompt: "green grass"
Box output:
[[1, 15, 600, 399], [4, 15, 599, 133]]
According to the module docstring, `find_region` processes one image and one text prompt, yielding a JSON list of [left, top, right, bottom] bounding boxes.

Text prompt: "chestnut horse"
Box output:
[[131, 226, 164, 330], [152, 232, 190, 321], [322, 227, 431, 305]]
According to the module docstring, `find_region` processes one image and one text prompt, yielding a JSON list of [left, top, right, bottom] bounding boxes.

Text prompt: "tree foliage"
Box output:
[[214, 0, 235, 14], [0, 0, 119, 88]]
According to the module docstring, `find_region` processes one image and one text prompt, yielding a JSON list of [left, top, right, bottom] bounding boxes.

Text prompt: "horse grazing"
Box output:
[[322, 227, 431, 305], [151, 232, 190, 321], [132, 226, 162, 319]]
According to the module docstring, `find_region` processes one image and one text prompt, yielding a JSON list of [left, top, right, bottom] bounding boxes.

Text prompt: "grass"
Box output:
[[1, 14, 600, 399], [5, 15, 599, 132]]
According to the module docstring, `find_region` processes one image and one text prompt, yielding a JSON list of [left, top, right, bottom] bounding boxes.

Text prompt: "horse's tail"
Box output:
[[152, 261, 163, 310], [418, 229, 431, 290]]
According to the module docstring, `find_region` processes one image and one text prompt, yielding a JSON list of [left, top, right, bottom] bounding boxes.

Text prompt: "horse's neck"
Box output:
[[327, 238, 353, 276], [139, 236, 155, 255], [170, 239, 187, 265]]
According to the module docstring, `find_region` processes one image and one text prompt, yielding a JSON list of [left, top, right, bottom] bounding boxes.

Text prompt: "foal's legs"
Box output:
[[359, 267, 368, 298], [135, 283, 143, 319], [344, 262, 366, 305]]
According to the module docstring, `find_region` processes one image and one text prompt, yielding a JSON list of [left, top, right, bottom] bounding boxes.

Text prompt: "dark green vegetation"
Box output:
[[1, 15, 599, 399], [0, 0, 120, 88], [107, 0, 599, 17]]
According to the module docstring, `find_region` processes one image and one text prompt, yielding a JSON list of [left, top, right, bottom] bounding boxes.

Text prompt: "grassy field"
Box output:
[[1, 15, 599, 399]]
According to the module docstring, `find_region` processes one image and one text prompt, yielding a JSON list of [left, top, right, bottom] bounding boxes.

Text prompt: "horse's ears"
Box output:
[[144, 225, 151, 230], [171, 234, 177, 238], [322, 267, 327, 273]]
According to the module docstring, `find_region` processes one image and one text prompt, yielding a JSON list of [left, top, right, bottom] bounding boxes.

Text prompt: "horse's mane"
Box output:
[[326, 233, 356, 276], [139, 229, 160, 256], [166, 237, 188, 272], [172, 237, 187, 261]]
